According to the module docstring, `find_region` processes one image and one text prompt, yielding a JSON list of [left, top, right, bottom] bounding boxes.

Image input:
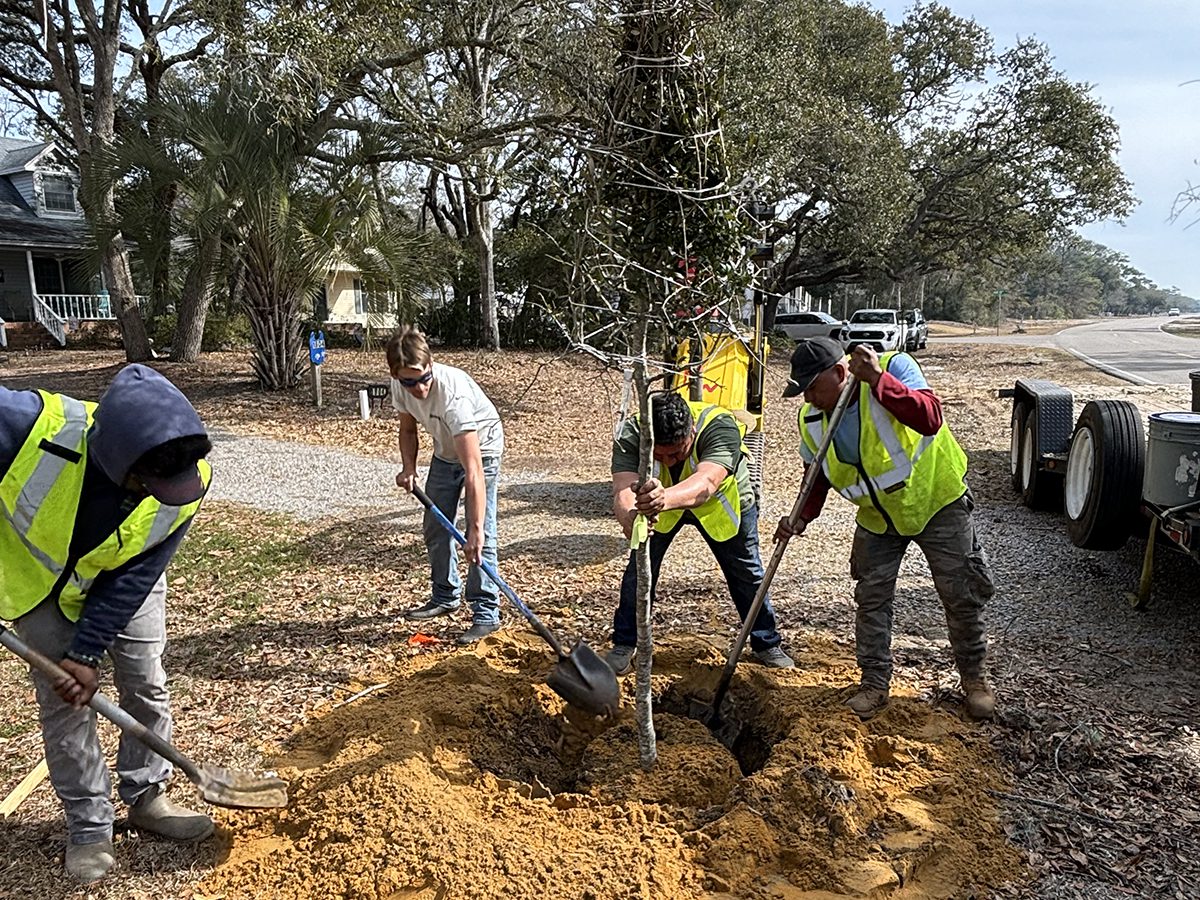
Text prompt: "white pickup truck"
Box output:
[[844, 309, 907, 353]]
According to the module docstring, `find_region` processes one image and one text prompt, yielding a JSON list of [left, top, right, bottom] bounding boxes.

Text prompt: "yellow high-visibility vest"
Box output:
[[0, 390, 209, 622], [652, 401, 746, 542], [798, 354, 966, 536]]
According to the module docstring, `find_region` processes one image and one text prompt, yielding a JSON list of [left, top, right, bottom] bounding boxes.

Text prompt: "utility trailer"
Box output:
[[1005, 376, 1200, 608]]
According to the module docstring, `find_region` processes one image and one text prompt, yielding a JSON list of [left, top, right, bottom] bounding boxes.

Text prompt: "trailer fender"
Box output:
[[1009, 379, 1073, 509]]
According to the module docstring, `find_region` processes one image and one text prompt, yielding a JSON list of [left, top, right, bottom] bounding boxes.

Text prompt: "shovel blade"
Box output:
[[546, 641, 620, 717], [196, 766, 289, 810], [686, 691, 742, 746]]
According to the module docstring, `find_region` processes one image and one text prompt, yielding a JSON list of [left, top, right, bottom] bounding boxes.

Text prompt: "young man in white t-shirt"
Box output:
[[387, 326, 505, 644]]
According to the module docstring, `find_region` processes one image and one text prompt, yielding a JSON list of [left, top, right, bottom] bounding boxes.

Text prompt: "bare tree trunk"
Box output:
[[632, 351, 656, 771], [465, 179, 500, 350], [477, 199, 499, 350], [170, 233, 220, 361], [101, 235, 151, 360]]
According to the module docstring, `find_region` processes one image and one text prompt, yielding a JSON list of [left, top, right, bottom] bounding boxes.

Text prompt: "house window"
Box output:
[[43, 177, 76, 213], [353, 278, 366, 315]]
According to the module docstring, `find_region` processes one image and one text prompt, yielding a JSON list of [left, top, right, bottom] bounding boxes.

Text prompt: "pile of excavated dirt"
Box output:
[[204, 633, 1024, 899]]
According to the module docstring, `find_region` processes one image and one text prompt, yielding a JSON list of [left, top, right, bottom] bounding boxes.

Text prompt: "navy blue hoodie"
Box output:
[[0, 364, 208, 660]]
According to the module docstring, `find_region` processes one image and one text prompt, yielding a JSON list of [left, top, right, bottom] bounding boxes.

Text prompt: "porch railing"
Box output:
[[40, 293, 150, 321], [32, 295, 66, 346]]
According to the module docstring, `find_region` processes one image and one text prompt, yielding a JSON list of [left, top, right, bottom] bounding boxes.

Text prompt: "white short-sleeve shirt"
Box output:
[[390, 362, 505, 463]]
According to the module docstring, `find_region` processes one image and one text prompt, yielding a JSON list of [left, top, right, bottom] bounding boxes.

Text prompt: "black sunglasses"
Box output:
[[397, 370, 434, 388]]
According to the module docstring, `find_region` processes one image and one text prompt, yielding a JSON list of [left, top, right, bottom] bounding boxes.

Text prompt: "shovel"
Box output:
[[0, 626, 288, 810], [411, 484, 620, 717], [697, 376, 859, 730]]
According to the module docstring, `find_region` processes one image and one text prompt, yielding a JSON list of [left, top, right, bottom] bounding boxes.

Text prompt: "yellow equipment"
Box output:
[[671, 301, 769, 498]]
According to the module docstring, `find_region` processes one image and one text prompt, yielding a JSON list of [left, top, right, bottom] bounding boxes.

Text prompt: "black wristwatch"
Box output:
[[64, 650, 102, 669]]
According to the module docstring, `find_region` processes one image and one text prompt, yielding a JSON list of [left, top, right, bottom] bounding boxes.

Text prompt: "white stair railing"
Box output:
[[41, 293, 150, 320], [43, 293, 109, 320], [32, 294, 66, 346]]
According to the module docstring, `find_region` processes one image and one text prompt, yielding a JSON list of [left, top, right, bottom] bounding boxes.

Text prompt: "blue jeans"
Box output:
[[423, 455, 501, 625], [612, 502, 782, 652]]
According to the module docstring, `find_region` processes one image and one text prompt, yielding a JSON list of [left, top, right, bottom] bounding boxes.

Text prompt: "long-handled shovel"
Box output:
[[0, 627, 288, 809], [699, 376, 859, 729], [411, 484, 620, 717]]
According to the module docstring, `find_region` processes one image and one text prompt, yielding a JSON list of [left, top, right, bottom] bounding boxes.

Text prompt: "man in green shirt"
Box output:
[[607, 391, 794, 674]]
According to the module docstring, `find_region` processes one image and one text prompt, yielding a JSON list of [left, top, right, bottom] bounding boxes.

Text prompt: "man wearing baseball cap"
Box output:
[[777, 337, 996, 722], [0, 364, 214, 882]]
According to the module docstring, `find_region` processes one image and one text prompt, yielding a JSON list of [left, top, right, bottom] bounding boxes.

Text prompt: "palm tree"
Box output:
[[99, 74, 448, 381]]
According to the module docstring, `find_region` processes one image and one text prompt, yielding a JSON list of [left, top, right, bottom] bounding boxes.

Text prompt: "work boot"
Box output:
[[847, 685, 889, 720], [962, 677, 996, 720], [128, 789, 214, 842], [404, 599, 461, 621], [455, 623, 499, 645], [65, 839, 114, 883], [753, 646, 796, 669], [604, 644, 636, 676]]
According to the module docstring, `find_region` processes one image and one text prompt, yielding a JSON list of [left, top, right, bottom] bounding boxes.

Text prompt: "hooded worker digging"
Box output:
[[777, 338, 997, 721], [0, 364, 214, 883]]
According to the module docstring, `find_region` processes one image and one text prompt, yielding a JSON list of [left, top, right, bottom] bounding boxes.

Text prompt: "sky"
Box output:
[[874, 0, 1200, 299]]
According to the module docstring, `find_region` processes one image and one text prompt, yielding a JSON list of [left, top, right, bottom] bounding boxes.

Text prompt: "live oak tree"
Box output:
[[713, 0, 1134, 309], [0, 0, 154, 359], [337, 0, 590, 350]]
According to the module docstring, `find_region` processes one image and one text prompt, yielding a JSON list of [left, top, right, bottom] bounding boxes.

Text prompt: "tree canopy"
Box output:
[[0, 0, 1158, 367]]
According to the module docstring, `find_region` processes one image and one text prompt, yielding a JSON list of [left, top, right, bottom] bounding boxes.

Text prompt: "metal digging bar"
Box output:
[[697, 376, 859, 734], [410, 485, 620, 717], [0, 627, 288, 809]]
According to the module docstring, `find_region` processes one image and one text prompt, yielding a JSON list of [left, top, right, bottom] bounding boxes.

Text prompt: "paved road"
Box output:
[[932, 316, 1200, 385], [1052, 317, 1200, 385]]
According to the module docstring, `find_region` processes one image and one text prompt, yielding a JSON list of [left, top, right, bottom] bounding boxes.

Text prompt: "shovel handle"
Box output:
[[0, 627, 203, 784], [409, 484, 567, 657], [711, 376, 860, 711]]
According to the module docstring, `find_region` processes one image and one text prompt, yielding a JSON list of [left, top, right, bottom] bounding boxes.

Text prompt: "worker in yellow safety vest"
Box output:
[[606, 391, 794, 675], [0, 364, 214, 884], [776, 338, 997, 722]]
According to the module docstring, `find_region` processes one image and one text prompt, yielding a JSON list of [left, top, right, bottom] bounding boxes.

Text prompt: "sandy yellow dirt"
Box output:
[[204, 632, 1023, 899]]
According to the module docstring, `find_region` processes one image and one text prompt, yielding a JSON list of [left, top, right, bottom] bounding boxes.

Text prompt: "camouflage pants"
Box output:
[[850, 492, 995, 690]]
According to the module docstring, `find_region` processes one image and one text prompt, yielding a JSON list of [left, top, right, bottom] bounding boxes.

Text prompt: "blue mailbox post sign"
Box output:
[[308, 331, 326, 407], [308, 330, 327, 366]]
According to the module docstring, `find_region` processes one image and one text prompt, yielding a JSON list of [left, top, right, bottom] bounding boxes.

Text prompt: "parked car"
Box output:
[[772, 310, 847, 344], [844, 309, 906, 352], [901, 308, 928, 351], [1168, 307, 1181, 317]]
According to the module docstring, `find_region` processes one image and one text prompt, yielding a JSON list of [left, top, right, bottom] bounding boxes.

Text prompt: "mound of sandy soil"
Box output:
[[203, 632, 1023, 899]]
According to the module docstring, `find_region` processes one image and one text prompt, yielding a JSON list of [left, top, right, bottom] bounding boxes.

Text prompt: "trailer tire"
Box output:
[[1020, 409, 1062, 509], [1010, 402, 1028, 492], [1064, 400, 1145, 550]]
